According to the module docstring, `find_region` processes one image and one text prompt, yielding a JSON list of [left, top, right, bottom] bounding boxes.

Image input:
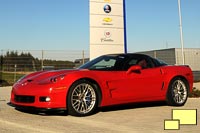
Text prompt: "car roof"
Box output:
[[105, 53, 152, 58]]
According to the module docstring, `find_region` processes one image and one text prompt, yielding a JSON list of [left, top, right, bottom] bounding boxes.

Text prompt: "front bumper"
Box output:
[[8, 102, 66, 112], [10, 83, 68, 109]]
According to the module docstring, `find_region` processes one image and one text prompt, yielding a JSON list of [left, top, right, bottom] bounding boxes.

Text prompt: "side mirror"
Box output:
[[126, 65, 142, 74]]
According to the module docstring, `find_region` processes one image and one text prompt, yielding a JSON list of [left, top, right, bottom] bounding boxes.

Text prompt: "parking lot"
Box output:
[[0, 84, 200, 133]]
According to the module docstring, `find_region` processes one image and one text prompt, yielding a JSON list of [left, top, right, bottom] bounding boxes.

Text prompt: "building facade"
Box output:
[[138, 48, 200, 81]]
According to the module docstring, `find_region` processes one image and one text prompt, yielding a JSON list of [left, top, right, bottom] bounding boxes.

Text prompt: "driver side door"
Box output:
[[107, 56, 164, 101]]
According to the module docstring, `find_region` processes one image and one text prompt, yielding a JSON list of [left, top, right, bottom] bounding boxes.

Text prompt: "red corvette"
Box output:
[[10, 53, 193, 116]]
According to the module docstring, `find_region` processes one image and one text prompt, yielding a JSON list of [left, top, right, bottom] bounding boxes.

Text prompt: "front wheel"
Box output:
[[67, 80, 99, 116], [166, 78, 188, 106]]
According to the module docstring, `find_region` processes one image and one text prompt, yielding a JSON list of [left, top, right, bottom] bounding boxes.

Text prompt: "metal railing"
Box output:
[[0, 50, 89, 86]]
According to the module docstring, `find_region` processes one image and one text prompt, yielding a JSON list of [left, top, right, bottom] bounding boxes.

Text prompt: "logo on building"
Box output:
[[102, 17, 113, 26], [104, 4, 111, 13], [101, 30, 113, 42], [103, 18, 112, 22], [104, 30, 111, 38]]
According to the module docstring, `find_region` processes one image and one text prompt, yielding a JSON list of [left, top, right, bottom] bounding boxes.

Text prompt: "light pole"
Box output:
[[123, 0, 127, 53], [178, 0, 185, 65]]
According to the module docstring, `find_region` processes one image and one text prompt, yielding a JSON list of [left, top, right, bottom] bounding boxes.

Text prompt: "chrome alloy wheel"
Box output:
[[172, 79, 187, 104], [71, 83, 96, 114]]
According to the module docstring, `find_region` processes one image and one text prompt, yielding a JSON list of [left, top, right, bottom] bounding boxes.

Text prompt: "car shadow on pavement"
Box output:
[[16, 108, 68, 116], [7, 101, 167, 116], [7, 102, 68, 116], [99, 101, 167, 112]]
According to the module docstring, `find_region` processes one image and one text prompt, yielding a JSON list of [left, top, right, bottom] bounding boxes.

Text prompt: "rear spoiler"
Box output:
[[178, 65, 190, 68]]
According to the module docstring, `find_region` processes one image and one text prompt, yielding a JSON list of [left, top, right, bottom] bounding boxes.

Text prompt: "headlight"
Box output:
[[50, 74, 65, 83]]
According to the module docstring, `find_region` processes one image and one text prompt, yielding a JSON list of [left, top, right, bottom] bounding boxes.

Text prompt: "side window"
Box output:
[[136, 58, 148, 69], [136, 57, 155, 69], [128, 59, 138, 66], [124, 56, 155, 70], [144, 57, 157, 68], [148, 58, 156, 68], [152, 58, 167, 67], [123, 58, 138, 70]]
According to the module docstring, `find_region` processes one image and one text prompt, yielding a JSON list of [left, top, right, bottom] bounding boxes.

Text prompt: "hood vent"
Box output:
[[27, 79, 33, 82]]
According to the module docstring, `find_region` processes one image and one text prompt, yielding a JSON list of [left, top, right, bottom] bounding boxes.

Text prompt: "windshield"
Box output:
[[79, 54, 169, 70], [79, 55, 126, 71]]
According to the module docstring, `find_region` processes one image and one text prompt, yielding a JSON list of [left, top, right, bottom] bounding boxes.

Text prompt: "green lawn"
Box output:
[[0, 72, 25, 86]]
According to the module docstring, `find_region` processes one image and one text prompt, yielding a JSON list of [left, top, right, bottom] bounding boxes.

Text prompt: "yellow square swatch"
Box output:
[[172, 109, 197, 125], [164, 120, 180, 130]]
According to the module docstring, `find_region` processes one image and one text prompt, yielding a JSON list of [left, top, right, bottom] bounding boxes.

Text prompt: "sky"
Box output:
[[0, 0, 200, 53]]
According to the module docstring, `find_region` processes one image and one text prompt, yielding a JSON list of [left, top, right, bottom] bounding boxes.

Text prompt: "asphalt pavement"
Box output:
[[194, 82, 200, 90], [0, 85, 200, 133]]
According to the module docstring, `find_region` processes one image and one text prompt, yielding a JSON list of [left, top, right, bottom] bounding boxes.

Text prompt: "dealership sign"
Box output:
[[89, 0, 126, 59]]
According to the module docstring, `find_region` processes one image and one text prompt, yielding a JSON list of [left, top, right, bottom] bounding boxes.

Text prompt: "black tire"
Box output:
[[67, 79, 99, 116], [166, 78, 189, 106]]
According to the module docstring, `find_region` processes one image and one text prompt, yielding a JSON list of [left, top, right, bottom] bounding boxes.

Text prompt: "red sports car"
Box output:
[[10, 53, 193, 116]]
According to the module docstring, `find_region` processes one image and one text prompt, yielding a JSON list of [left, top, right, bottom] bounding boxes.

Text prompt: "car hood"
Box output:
[[18, 69, 84, 84]]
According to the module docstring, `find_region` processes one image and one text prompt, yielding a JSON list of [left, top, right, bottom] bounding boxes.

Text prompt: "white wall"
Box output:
[[89, 0, 125, 59]]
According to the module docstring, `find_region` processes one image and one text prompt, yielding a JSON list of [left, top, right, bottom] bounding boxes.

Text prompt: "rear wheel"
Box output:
[[67, 80, 99, 116], [166, 78, 188, 106]]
